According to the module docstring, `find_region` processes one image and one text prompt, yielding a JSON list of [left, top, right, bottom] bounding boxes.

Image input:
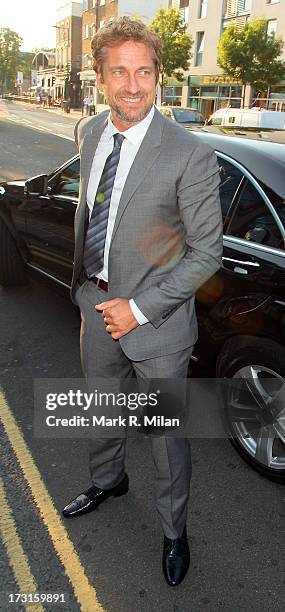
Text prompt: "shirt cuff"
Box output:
[[129, 299, 149, 325]]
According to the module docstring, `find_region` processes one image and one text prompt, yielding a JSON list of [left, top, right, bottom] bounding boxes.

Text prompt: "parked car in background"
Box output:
[[0, 133, 284, 483], [157, 106, 205, 128], [206, 107, 285, 130]]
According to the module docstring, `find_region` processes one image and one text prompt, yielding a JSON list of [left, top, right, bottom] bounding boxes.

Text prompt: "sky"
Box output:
[[1, 0, 69, 52]]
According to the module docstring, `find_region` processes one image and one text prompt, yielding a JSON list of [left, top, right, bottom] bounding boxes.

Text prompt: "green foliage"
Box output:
[[19, 52, 34, 79], [0, 28, 23, 91], [217, 18, 285, 90], [150, 7, 192, 98]]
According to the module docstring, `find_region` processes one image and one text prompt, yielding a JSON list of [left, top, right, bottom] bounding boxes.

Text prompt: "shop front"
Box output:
[[251, 81, 285, 112], [79, 70, 105, 112], [187, 75, 243, 118]]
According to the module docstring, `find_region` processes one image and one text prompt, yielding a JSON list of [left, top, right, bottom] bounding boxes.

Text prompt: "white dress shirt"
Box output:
[[86, 107, 155, 325]]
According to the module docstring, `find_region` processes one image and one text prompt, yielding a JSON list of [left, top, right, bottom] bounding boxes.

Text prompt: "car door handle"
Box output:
[[222, 257, 260, 274]]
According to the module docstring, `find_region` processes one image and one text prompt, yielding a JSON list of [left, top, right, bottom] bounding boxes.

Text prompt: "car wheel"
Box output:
[[0, 219, 27, 286], [216, 337, 285, 484]]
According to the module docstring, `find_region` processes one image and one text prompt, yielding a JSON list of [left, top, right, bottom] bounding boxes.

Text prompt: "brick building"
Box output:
[[54, 1, 83, 107]]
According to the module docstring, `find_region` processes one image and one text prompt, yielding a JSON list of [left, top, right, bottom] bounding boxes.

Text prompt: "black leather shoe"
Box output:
[[162, 526, 190, 587], [62, 474, 129, 517]]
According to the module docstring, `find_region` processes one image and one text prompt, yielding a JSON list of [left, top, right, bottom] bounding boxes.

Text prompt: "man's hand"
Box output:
[[95, 298, 139, 339]]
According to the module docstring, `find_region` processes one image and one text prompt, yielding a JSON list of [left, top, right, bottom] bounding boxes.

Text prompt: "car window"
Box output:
[[208, 117, 222, 125], [260, 182, 285, 231], [172, 109, 204, 123], [50, 159, 80, 198], [227, 179, 284, 250], [216, 156, 244, 223]]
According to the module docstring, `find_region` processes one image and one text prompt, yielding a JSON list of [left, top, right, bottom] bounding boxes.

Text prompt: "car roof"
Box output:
[[195, 131, 285, 199]]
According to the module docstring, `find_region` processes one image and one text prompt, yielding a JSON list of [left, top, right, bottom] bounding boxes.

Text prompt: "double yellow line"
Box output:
[[0, 389, 104, 612], [0, 479, 44, 612]]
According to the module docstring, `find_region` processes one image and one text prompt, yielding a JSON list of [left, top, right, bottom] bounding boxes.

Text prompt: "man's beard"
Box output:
[[108, 92, 154, 124]]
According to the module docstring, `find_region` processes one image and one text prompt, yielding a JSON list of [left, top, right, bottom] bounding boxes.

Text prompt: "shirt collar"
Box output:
[[104, 105, 155, 145]]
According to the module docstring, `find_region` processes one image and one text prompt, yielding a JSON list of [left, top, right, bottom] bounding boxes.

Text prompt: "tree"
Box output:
[[217, 18, 285, 107], [0, 28, 23, 92], [150, 7, 192, 103], [19, 52, 34, 80]]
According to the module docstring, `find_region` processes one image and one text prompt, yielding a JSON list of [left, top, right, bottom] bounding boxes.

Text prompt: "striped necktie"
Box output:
[[83, 132, 125, 278]]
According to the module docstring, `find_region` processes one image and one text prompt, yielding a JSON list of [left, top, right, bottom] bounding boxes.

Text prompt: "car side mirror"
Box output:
[[24, 175, 48, 196]]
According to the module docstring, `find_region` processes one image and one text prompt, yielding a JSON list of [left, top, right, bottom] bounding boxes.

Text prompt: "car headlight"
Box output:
[[0, 185, 5, 195]]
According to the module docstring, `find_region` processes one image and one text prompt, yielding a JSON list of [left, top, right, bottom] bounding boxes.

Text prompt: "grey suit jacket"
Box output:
[[71, 107, 223, 360]]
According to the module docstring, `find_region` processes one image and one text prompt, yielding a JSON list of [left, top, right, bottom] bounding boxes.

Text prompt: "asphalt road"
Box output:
[[0, 102, 284, 612], [0, 99, 77, 181]]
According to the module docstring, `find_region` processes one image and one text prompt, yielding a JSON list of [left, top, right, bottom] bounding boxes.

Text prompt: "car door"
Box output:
[[196, 153, 285, 360], [25, 158, 79, 285], [221, 174, 285, 336]]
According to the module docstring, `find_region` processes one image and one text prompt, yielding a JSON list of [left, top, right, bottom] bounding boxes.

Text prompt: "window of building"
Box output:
[[100, 20, 105, 29], [195, 32, 204, 66], [100, 0, 105, 5], [180, 0, 189, 7], [267, 0, 279, 4], [226, 0, 251, 15], [92, 0, 96, 7], [199, 0, 207, 19], [83, 24, 89, 38], [242, 0, 251, 11], [237, 0, 251, 13], [91, 24, 96, 36], [83, 54, 90, 68], [267, 19, 277, 36], [164, 86, 183, 106], [179, 7, 189, 22]]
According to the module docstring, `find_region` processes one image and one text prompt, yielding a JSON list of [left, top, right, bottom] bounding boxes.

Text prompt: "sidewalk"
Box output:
[[45, 106, 82, 119], [7, 98, 83, 120]]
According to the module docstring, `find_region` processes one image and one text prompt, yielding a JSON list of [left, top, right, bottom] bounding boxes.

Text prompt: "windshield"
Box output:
[[173, 109, 204, 123]]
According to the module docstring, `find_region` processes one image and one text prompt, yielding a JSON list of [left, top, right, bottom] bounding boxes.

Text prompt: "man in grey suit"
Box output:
[[62, 17, 223, 586]]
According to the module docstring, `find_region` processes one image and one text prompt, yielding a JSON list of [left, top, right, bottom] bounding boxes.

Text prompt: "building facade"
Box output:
[[176, 0, 285, 116], [31, 51, 56, 98], [54, 1, 83, 107]]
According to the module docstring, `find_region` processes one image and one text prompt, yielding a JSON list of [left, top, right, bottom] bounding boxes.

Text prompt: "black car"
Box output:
[[0, 134, 284, 484]]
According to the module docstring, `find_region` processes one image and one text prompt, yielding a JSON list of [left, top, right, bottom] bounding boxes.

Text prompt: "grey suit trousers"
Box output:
[[75, 279, 192, 539]]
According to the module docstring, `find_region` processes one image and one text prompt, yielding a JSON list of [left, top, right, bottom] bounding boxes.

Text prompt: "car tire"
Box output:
[[0, 219, 27, 286], [216, 336, 285, 484]]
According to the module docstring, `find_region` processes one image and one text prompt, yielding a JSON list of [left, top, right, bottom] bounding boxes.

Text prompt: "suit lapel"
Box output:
[[75, 112, 109, 239], [110, 108, 164, 244], [79, 112, 109, 205]]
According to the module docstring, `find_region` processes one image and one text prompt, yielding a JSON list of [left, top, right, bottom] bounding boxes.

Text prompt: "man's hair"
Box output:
[[91, 16, 162, 83]]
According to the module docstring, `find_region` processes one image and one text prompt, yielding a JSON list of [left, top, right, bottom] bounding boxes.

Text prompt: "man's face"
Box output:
[[96, 40, 157, 131]]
